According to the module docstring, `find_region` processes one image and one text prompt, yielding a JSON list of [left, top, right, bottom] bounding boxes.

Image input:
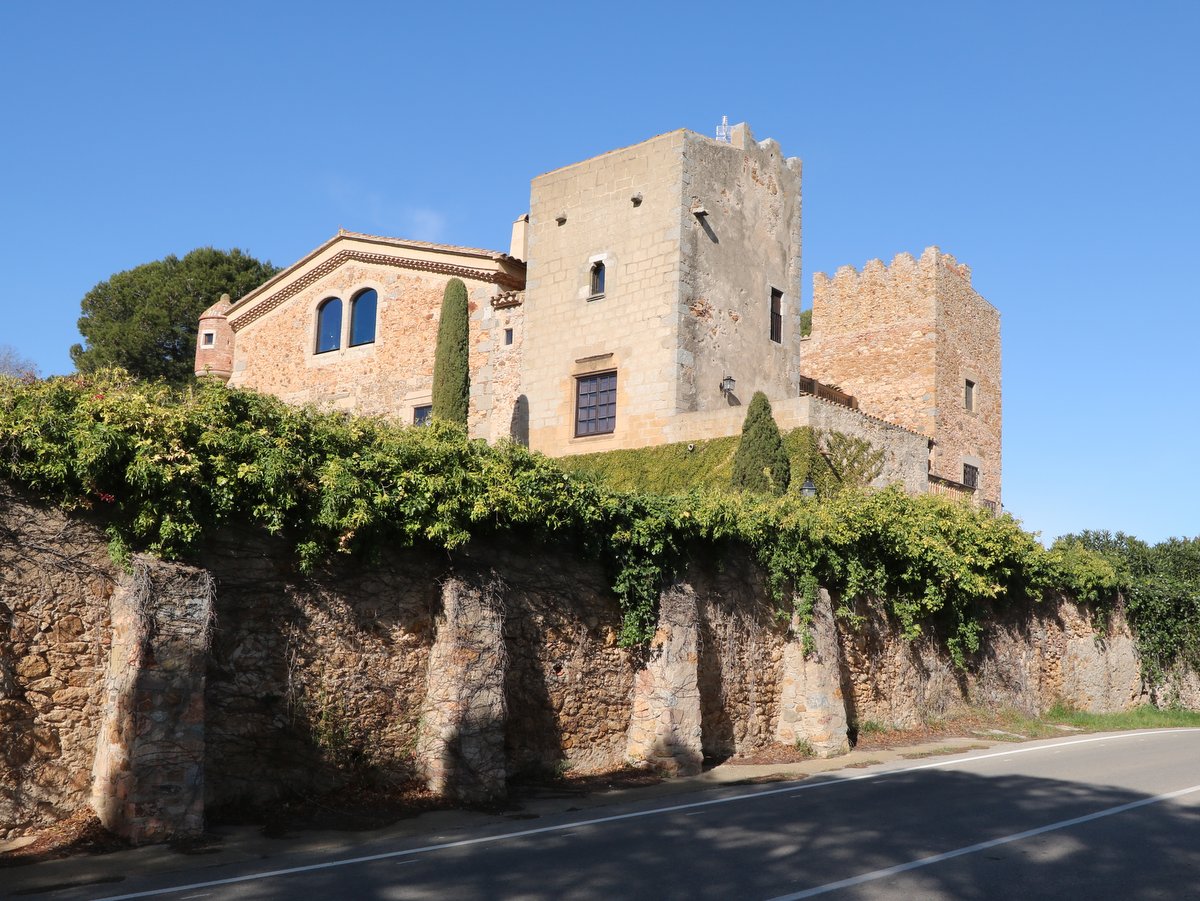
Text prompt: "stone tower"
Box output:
[[194, 294, 234, 382], [802, 248, 1001, 507], [520, 124, 803, 456]]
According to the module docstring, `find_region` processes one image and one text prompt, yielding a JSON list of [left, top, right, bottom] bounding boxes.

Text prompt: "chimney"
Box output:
[[509, 214, 529, 261]]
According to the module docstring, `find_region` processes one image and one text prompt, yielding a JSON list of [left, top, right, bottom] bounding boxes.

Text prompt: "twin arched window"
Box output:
[[315, 289, 377, 353]]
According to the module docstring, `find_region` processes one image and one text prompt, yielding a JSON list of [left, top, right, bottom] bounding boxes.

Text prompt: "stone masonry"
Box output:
[[197, 123, 997, 499], [804, 248, 1001, 506], [415, 573, 508, 801], [11, 491, 1178, 844]]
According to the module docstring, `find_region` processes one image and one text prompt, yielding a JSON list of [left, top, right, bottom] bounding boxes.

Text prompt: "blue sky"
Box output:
[[2, 1, 1196, 544]]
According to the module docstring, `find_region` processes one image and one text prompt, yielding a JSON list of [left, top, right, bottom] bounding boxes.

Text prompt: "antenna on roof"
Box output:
[[715, 115, 732, 144]]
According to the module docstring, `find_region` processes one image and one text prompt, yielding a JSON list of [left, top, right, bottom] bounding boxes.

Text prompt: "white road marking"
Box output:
[[92, 729, 1200, 901], [766, 782, 1200, 900]]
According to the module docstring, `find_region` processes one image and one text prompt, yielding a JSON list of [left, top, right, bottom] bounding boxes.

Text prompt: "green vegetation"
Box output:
[[1054, 530, 1200, 685], [800, 307, 812, 337], [431, 278, 470, 425], [0, 371, 1191, 683], [560, 425, 877, 499], [71, 247, 278, 385], [731, 392, 790, 495], [1044, 703, 1200, 731]]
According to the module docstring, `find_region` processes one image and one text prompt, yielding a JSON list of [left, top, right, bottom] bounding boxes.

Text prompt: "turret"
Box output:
[[194, 294, 235, 382]]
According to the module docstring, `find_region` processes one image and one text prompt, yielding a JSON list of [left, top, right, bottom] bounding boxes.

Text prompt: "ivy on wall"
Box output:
[[0, 371, 1138, 668]]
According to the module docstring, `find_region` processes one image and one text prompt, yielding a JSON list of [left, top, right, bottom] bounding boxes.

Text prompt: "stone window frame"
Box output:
[[405, 389, 433, 427], [963, 370, 979, 414], [586, 252, 609, 301], [311, 279, 386, 360], [504, 327, 514, 346], [574, 369, 618, 437], [348, 288, 379, 347], [200, 330, 216, 347], [961, 454, 982, 491], [314, 297, 343, 354], [769, 287, 783, 343]]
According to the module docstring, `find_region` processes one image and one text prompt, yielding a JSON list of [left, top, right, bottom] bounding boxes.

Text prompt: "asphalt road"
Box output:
[[9, 729, 1200, 901]]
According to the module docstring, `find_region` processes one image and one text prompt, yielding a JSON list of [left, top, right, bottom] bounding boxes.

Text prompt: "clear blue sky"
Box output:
[[2, 1, 1196, 545]]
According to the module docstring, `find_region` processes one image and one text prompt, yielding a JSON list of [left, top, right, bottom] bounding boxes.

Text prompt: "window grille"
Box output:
[[963, 464, 979, 490], [770, 288, 783, 343], [575, 371, 617, 436]]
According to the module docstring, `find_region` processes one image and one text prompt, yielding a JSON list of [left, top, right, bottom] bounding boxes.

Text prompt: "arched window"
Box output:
[[316, 297, 342, 353], [350, 288, 378, 346], [590, 261, 605, 297]]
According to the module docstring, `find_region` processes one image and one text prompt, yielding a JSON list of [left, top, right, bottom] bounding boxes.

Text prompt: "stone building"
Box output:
[[196, 122, 1001, 506]]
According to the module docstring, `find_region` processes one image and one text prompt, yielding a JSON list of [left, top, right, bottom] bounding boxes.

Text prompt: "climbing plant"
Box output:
[[0, 370, 1148, 667]]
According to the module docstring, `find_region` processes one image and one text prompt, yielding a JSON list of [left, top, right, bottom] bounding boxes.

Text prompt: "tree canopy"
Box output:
[[70, 247, 278, 384], [0, 345, 38, 379], [431, 277, 470, 425]]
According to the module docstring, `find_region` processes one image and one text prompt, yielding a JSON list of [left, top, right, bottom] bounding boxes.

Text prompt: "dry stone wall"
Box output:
[[0, 488, 115, 841], [2, 486, 1197, 845]]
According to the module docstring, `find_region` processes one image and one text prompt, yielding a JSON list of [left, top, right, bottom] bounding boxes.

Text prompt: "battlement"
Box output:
[[814, 246, 972, 294]]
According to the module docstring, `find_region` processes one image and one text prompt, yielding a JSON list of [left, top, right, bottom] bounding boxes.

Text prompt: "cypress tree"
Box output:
[[731, 391, 791, 495], [431, 278, 470, 425]]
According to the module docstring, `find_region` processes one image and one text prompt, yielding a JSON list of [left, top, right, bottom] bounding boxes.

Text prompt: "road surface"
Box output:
[[8, 729, 1200, 900]]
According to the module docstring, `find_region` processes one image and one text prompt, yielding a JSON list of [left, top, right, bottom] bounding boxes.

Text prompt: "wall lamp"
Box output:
[[800, 478, 818, 499], [720, 375, 736, 396]]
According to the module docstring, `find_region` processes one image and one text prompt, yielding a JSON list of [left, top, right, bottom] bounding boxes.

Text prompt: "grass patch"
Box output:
[[1043, 703, 1200, 731]]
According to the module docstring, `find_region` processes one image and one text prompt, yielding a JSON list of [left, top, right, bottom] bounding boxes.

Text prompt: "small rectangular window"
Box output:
[[201, 331, 215, 346], [575, 371, 617, 437], [770, 288, 783, 343], [964, 379, 976, 411], [504, 328, 514, 346], [413, 404, 432, 426], [963, 464, 979, 490], [590, 261, 606, 297]]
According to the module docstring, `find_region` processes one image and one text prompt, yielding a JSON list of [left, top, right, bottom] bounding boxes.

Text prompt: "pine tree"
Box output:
[[431, 278, 470, 425], [731, 391, 791, 495]]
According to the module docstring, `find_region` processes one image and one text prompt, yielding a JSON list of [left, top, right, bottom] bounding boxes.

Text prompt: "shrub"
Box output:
[[731, 392, 790, 495], [431, 278, 469, 425]]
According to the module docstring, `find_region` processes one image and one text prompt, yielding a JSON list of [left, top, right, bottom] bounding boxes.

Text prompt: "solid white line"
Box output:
[[766, 781, 1200, 900], [92, 729, 1200, 901]]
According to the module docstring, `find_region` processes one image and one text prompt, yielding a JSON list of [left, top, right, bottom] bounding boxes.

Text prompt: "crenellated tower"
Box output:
[[803, 247, 1001, 507]]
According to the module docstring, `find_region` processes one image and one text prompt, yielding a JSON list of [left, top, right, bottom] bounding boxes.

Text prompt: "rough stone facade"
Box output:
[[90, 558, 211, 844], [9, 490, 1175, 845], [804, 248, 1001, 506], [202, 233, 527, 438], [195, 123, 1000, 499]]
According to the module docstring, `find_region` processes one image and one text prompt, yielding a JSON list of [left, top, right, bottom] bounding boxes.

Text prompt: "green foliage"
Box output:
[[565, 428, 885, 499], [559, 434, 740, 494], [71, 247, 278, 385], [431, 278, 470, 425], [1126, 537, 1200, 684], [799, 307, 812, 338], [0, 371, 1118, 660], [731, 392, 790, 495], [1053, 529, 1200, 683]]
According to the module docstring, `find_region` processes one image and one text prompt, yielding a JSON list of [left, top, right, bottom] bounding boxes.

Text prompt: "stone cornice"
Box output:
[[229, 249, 525, 331]]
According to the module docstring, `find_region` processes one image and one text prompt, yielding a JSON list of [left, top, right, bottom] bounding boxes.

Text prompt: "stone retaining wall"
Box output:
[[2, 486, 1196, 844]]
